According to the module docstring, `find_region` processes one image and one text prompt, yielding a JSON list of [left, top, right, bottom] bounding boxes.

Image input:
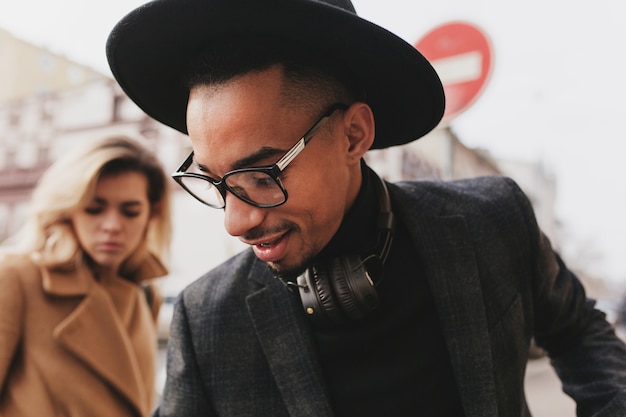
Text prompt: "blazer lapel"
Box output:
[[246, 260, 334, 417], [244, 182, 501, 417], [48, 270, 147, 417], [392, 183, 499, 417]]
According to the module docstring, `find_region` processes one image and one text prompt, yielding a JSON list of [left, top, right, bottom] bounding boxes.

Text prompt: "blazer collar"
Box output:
[[390, 182, 499, 417], [246, 260, 335, 417], [244, 181, 500, 417]]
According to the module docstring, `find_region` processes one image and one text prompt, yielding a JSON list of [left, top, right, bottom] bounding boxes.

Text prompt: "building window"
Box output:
[[0, 204, 8, 240], [9, 111, 20, 127], [67, 65, 86, 84], [15, 142, 37, 169], [39, 53, 56, 73]]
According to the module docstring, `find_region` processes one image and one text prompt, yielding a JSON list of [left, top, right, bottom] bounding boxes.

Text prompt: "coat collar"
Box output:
[[38, 255, 92, 296], [52, 283, 150, 416], [36, 254, 162, 417], [41, 252, 168, 297]]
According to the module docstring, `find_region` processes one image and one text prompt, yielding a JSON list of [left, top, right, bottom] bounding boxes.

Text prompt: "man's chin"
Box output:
[[267, 261, 309, 283]]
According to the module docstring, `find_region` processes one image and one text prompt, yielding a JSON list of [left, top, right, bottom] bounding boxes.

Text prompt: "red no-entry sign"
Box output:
[[415, 21, 493, 123]]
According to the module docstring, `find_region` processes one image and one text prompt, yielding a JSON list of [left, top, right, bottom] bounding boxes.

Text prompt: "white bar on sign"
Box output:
[[431, 51, 483, 85]]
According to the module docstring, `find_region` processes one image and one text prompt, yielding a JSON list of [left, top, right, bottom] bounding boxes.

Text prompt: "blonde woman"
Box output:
[[0, 136, 172, 417]]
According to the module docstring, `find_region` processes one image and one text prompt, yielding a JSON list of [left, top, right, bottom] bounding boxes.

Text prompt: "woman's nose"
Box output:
[[101, 211, 123, 232]]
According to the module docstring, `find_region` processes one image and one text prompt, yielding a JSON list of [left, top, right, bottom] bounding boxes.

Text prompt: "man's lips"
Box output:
[[249, 232, 290, 263]]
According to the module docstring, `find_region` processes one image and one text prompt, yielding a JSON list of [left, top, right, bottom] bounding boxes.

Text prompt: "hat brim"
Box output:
[[106, 0, 445, 149]]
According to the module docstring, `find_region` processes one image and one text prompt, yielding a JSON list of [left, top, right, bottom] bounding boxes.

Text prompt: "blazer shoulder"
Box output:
[[391, 175, 531, 215], [394, 175, 522, 200]]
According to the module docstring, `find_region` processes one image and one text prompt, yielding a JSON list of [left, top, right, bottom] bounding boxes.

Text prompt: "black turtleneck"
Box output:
[[309, 163, 465, 417], [314, 163, 380, 262]]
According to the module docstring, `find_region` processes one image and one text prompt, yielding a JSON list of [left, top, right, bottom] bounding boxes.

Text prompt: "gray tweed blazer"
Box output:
[[155, 176, 626, 417]]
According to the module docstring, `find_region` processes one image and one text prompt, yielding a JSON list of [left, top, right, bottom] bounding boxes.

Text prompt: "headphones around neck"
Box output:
[[296, 171, 394, 326]]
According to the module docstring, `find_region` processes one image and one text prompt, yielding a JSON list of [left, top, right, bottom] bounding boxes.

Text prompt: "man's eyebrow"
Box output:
[[196, 146, 287, 174]]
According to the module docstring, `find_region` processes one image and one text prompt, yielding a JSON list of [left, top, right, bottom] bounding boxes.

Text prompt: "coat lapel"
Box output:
[[45, 268, 148, 417], [246, 260, 334, 417], [392, 183, 499, 417]]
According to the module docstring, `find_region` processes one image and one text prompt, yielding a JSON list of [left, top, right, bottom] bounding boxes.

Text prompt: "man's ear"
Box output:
[[342, 102, 375, 161]]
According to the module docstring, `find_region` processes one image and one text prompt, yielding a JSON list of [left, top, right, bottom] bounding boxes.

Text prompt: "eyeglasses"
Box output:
[[172, 103, 348, 209]]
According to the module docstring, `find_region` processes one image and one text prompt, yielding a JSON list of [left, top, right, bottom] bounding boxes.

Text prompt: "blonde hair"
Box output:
[[6, 135, 172, 278]]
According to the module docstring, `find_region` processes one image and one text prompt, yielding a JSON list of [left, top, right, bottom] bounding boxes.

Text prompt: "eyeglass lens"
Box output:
[[177, 175, 224, 208], [178, 170, 286, 208]]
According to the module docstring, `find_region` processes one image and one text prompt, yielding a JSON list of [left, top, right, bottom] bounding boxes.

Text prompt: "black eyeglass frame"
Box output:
[[172, 103, 348, 209]]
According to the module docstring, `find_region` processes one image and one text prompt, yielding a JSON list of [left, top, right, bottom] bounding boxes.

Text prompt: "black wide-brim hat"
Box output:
[[106, 0, 445, 149]]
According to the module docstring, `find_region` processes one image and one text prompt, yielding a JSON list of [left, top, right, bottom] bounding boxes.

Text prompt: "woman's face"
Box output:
[[71, 171, 153, 274]]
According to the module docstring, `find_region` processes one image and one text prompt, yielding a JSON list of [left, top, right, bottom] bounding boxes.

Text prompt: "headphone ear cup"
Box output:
[[330, 255, 379, 320], [329, 256, 363, 320], [297, 256, 381, 326], [297, 265, 345, 325]]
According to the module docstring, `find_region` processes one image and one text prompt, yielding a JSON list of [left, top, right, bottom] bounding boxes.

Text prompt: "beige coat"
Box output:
[[0, 252, 167, 417]]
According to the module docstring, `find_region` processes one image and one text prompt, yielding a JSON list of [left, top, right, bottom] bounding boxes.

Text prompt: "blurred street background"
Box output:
[[525, 356, 576, 416], [525, 326, 626, 415], [1, 1, 626, 415]]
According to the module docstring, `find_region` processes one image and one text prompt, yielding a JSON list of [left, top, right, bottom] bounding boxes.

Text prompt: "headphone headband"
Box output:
[[373, 176, 394, 264]]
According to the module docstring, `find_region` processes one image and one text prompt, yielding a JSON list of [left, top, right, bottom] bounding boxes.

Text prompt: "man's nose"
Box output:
[[223, 193, 265, 237]]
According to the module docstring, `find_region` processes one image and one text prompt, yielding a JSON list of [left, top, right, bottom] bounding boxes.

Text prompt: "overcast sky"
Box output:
[[1, 0, 625, 285]]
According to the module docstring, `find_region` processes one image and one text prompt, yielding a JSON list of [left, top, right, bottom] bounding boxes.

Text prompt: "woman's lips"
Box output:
[[98, 242, 123, 252], [251, 232, 290, 263]]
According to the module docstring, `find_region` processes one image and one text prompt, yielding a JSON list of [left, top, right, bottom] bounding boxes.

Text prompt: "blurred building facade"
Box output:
[[0, 28, 109, 102], [366, 127, 559, 248], [0, 77, 187, 234]]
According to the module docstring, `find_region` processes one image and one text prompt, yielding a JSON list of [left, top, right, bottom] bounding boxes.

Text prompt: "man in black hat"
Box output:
[[107, 1, 626, 416]]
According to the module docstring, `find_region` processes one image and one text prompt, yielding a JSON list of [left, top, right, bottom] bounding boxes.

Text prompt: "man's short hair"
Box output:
[[185, 36, 365, 113]]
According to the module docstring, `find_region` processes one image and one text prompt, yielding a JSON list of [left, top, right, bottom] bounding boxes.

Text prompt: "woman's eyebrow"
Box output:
[[92, 197, 143, 207], [120, 201, 143, 208]]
